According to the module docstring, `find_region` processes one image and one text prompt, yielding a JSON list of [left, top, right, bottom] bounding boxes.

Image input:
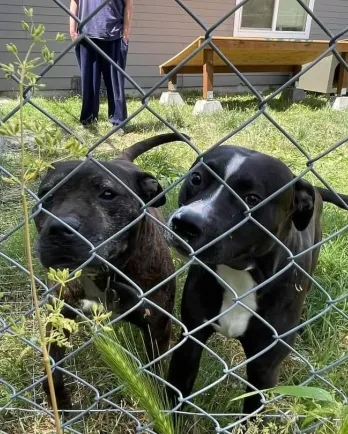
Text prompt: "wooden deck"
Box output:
[[159, 37, 348, 98]]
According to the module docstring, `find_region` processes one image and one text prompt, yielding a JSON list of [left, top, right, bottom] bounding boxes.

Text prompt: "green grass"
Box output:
[[0, 92, 347, 433]]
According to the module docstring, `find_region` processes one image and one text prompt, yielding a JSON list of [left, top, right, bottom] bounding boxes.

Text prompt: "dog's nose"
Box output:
[[47, 217, 81, 237], [171, 211, 204, 238]]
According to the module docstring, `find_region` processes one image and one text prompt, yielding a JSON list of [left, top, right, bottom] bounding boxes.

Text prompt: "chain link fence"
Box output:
[[0, 0, 348, 433]]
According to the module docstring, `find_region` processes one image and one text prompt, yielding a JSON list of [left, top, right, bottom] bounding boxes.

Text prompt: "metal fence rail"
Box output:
[[0, 0, 348, 433]]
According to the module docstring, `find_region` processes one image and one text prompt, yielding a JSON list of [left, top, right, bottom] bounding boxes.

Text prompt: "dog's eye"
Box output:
[[190, 172, 202, 186], [244, 194, 261, 207], [100, 190, 117, 200]]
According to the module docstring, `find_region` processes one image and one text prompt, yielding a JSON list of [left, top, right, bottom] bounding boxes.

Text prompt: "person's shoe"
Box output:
[[110, 122, 125, 135], [114, 127, 125, 136], [81, 118, 98, 129], [109, 117, 127, 135]]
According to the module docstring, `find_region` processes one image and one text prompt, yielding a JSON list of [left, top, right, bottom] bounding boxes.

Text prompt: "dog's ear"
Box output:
[[137, 173, 166, 207], [292, 178, 315, 231]]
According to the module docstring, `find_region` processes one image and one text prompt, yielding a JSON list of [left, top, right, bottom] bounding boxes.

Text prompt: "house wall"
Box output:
[[0, 0, 77, 93], [1, 0, 346, 95], [310, 0, 348, 40]]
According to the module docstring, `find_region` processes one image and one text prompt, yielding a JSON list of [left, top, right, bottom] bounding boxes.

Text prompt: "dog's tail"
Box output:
[[118, 132, 190, 162], [316, 186, 348, 210]]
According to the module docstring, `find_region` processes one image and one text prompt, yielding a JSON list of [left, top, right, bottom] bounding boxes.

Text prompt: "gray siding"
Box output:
[[0, 0, 76, 93], [310, 0, 348, 40], [2, 0, 338, 94]]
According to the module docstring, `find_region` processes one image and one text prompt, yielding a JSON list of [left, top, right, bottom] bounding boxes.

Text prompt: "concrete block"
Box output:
[[280, 88, 306, 103], [0, 97, 11, 106], [159, 91, 184, 105], [331, 96, 348, 110], [193, 99, 223, 115]]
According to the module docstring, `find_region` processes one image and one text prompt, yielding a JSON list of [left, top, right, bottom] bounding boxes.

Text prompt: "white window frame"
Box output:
[[233, 0, 316, 39]]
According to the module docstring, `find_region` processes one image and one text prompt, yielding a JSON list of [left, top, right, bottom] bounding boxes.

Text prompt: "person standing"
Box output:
[[70, 0, 133, 130]]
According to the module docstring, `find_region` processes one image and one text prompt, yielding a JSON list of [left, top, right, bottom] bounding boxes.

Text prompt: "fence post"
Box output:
[[203, 48, 214, 100], [337, 52, 348, 95]]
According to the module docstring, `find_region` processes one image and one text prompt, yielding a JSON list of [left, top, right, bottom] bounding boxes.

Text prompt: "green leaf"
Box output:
[[47, 267, 56, 281], [56, 32, 66, 42], [0, 122, 17, 137], [269, 386, 334, 403], [35, 136, 44, 147], [8, 120, 19, 136], [231, 386, 334, 403], [6, 43, 18, 56], [41, 45, 55, 64], [23, 7, 33, 18], [22, 21, 30, 32], [64, 137, 88, 157], [1, 63, 15, 78], [0, 127, 9, 136], [19, 346, 34, 362], [32, 24, 45, 38], [45, 131, 54, 147], [1, 176, 18, 185], [25, 71, 40, 86], [74, 269, 83, 278]]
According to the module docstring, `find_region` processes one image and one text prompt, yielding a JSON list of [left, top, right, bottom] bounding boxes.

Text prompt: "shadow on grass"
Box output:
[[125, 120, 167, 133], [218, 93, 328, 112], [269, 94, 329, 111], [126, 114, 188, 133]]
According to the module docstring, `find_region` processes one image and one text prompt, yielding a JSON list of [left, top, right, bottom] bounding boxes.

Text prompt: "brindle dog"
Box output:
[[34, 133, 187, 409]]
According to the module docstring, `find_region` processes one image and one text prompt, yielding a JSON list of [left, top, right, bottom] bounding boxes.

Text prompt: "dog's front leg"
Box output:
[[167, 326, 213, 408], [240, 326, 296, 415], [167, 266, 220, 408], [109, 281, 173, 362], [43, 306, 77, 410], [242, 357, 280, 415]]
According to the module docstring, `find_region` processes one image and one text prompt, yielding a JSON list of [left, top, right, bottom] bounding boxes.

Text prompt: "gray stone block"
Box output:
[[159, 91, 184, 105], [331, 96, 348, 110], [193, 99, 223, 115], [0, 97, 11, 106]]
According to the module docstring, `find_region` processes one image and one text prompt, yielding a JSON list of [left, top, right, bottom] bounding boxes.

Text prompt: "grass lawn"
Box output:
[[0, 92, 348, 433]]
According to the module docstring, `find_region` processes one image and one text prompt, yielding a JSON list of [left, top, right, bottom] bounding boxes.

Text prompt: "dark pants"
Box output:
[[75, 37, 128, 126]]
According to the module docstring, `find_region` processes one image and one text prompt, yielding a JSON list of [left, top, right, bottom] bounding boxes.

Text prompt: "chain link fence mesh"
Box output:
[[0, 0, 348, 433]]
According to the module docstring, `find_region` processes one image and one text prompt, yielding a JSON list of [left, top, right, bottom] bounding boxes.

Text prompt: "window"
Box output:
[[234, 0, 316, 39]]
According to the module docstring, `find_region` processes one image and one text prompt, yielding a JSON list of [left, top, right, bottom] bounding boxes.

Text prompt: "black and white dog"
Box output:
[[166, 145, 348, 415]]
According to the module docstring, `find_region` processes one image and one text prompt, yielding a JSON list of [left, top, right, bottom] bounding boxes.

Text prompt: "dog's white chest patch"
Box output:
[[79, 276, 118, 319], [212, 265, 257, 338], [80, 276, 106, 304]]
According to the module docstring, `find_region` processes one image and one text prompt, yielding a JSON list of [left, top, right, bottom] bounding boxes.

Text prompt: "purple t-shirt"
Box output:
[[78, 0, 125, 40]]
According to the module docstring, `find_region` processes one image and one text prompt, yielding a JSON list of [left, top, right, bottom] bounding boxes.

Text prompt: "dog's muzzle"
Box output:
[[169, 208, 204, 238], [167, 208, 206, 258], [36, 215, 93, 268]]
